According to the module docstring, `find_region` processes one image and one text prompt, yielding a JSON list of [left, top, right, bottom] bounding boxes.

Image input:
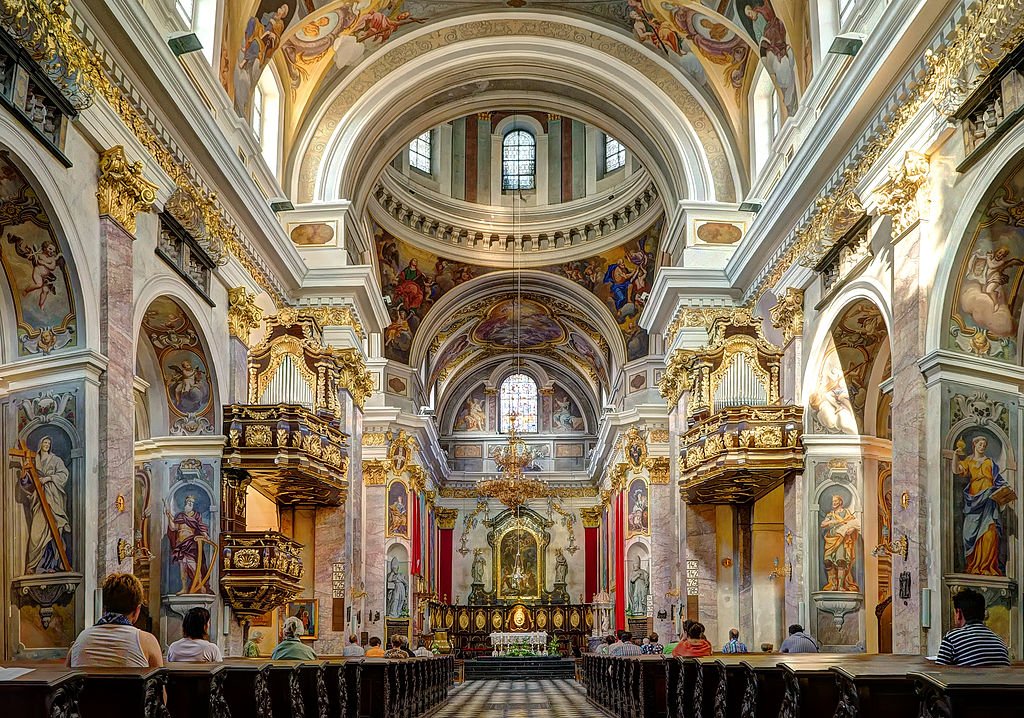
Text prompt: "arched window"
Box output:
[[500, 373, 538, 433], [751, 68, 780, 176], [409, 131, 431, 174], [254, 65, 282, 176], [605, 135, 625, 173], [502, 130, 536, 191]]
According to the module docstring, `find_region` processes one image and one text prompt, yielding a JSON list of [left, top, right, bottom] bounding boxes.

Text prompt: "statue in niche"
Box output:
[[471, 548, 486, 585], [820, 494, 861, 592], [554, 548, 568, 584], [954, 435, 1016, 576], [15, 435, 72, 574], [385, 557, 409, 616], [627, 555, 649, 616]]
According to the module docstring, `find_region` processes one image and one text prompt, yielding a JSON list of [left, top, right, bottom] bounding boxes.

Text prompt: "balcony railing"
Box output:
[[223, 404, 350, 505], [679, 405, 803, 504], [219, 530, 304, 622]]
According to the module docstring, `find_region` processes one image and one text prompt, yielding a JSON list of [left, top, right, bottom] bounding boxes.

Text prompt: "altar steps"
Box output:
[[464, 657, 577, 681]]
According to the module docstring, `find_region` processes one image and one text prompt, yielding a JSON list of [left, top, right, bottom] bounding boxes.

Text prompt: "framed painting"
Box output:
[[282, 598, 318, 640], [386, 480, 410, 538], [626, 478, 649, 538]]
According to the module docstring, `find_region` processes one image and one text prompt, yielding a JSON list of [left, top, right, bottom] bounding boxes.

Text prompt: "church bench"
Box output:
[[0, 667, 84, 718], [911, 667, 1024, 718], [707, 654, 776, 718], [164, 662, 230, 718], [348, 656, 452, 718], [220, 659, 273, 718], [77, 666, 169, 718], [830, 656, 934, 718], [778, 654, 885, 718], [665, 653, 682, 718], [736, 654, 798, 718], [266, 660, 312, 718]]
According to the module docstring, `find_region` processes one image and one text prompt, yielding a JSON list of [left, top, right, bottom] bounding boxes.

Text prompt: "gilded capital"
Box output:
[[362, 459, 388, 486], [300, 305, 365, 339], [580, 505, 602, 528], [645, 456, 671, 485], [435, 507, 459, 530], [768, 287, 804, 344], [330, 347, 374, 409], [227, 287, 263, 344], [873, 151, 929, 239], [658, 348, 694, 408], [96, 146, 157, 235]]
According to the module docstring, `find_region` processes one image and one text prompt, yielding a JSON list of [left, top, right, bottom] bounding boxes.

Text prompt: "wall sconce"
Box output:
[[900, 491, 910, 510]]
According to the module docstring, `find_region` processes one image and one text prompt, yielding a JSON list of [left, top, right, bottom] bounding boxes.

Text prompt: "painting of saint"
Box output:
[[738, 0, 799, 113], [551, 389, 583, 431], [163, 349, 211, 416], [14, 432, 73, 575], [234, 3, 292, 115], [958, 245, 1023, 338], [471, 298, 567, 349], [953, 433, 1015, 576], [386, 481, 409, 538], [164, 489, 214, 594], [498, 529, 539, 600], [809, 362, 859, 434], [819, 492, 861, 592], [626, 478, 649, 537], [283, 599, 318, 640], [454, 387, 488, 432]]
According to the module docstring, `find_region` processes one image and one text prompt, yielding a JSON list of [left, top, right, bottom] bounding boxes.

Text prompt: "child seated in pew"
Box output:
[[67, 573, 163, 669], [167, 607, 222, 662]]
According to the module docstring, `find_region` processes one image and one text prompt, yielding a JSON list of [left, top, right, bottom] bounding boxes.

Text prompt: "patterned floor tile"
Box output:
[[434, 679, 595, 717]]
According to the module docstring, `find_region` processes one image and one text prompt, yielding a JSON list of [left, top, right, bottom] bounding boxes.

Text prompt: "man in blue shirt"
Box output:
[[722, 628, 748, 653]]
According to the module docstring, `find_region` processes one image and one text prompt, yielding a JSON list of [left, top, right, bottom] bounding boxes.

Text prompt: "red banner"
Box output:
[[411, 492, 421, 575], [615, 490, 626, 631], [584, 525, 598, 603], [439, 528, 453, 603]]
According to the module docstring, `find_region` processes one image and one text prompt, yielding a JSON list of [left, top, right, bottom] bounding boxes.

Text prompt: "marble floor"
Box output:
[[433, 679, 594, 717]]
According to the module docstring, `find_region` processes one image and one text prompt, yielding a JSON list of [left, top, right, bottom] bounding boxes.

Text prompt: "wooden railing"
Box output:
[[1, 655, 455, 718], [582, 653, 1024, 718]]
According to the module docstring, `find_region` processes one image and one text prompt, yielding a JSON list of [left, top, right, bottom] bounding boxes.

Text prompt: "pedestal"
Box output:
[[468, 582, 488, 604]]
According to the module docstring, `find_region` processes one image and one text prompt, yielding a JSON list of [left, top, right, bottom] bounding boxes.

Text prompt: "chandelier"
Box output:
[[477, 414, 545, 508], [476, 162, 546, 511]]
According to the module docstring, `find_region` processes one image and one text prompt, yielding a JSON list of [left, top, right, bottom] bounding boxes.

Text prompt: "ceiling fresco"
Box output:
[[425, 292, 612, 393], [222, 1, 811, 156], [375, 218, 659, 366]]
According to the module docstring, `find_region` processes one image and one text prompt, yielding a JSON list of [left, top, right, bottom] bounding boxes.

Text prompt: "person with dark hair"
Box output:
[[68, 573, 163, 668], [722, 628, 748, 654], [343, 634, 365, 656], [936, 588, 1009, 666], [641, 632, 664, 654], [597, 634, 615, 655], [608, 630, 642, 656], [399, 635, 415, 658], [414, 639, 433, 657], [672, 622, 712, 657], [365, 636, 385, 657], [167, 607, 222, 662], [385, 634, 410, 659], [780, 624, 819, 653]]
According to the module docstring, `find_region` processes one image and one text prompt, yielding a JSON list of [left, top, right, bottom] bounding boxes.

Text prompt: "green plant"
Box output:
[[548, 636, 561, 655]]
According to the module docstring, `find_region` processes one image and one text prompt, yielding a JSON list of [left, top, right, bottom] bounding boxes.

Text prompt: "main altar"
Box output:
[[489, 631, 548, 654]]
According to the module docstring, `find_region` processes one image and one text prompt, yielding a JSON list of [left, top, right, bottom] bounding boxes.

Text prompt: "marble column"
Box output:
[[889, 222, 929, 654], [226, 287, 262, 403], [650, 480, 676, 639], [95, 146, 157, 578]]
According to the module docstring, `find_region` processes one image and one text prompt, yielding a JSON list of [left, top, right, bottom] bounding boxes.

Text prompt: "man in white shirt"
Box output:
[[414, 640, 433, 657], [342, 634, 365, 656], [166, 607, 222, 662]]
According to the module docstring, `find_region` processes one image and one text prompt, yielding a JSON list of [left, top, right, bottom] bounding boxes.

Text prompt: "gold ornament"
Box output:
[[872, 151, 930, 239], [362, 459, 388, 486], [96, 146, 157, 235], [228, 287, 263, 343], [768, 288, 804, 344]]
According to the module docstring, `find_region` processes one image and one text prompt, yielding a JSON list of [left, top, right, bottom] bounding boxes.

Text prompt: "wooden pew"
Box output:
[[221, 659, 273, 718], [164, 662, 230, 718], [267, 660, 307, 718], [830, 656, 933, 718], [0, 667, 84, 718], [78, 666, 169, 718], [737, 654, 796, 718], [778, 654, 885, 718], [911, 668, 1024, 718], [665, 654, 682, 718]]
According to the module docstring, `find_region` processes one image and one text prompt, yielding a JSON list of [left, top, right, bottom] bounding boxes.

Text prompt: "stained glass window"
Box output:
[[502, 130, 536, 191], [605, 135, 625, 173], [409, 131, 431, 174], [500, 373, 538, 433]]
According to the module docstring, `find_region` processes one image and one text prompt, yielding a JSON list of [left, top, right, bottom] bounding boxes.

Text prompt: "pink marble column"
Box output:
[[889, 224, 928, 654], [650, 481, 677, 639], [314, 504, 347, 653], [97, 215, 137, 578]]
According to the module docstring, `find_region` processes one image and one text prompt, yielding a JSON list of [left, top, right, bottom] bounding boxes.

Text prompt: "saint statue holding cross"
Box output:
[[13, 436, 72, 574]]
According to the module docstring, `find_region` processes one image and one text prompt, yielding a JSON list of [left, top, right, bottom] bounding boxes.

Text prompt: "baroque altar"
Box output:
[[489, 631, 548, 655]]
